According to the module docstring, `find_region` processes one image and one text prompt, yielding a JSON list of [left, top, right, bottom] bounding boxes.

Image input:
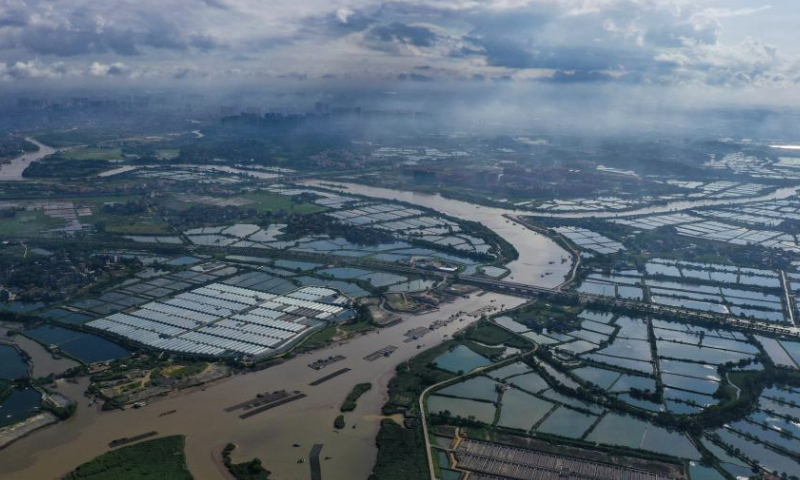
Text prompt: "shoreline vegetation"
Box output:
[[62, 435, 193, 480]]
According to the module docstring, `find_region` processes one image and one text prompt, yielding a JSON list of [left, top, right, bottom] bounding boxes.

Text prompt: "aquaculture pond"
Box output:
[[0, 387, 41, 427], [572, 366, 621, 389], [508, 372, 550, 394], [585, 412, 647, 449], [494, 316, 530, 333], [659, 360, 720, 380], [660, 374, 719, 395], [655, 341, 753, 364], [427, 395, 496, 424], [609, 374, 657, 393], [24, 325, 129, 363], [440, 469, 462, 480], [437, 376, 499, 402], [521, 331, 559, 344], [535, 406, 597, 439], [496, 388, 554, 430], [583, 353, 653, 374], [39, 308, 94, 325], [0, 344, 29, 379], [698, 439, 755, 479], [615, 394, 663, 412], [436, 450, 450, 468], [556, 340, 596, 355], [433, 345, 491, 373], [639, 425, 701, 460], [664, 388, 716, 407], [713, 428, 800, 475], [688, 464, 728, 480], [487, 362, 532, 380], [593, 338, 652, 362], [587, 413, 700, 459]]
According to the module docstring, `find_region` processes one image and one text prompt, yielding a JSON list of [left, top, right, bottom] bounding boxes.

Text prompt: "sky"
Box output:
[[0, 0, 798, 106]]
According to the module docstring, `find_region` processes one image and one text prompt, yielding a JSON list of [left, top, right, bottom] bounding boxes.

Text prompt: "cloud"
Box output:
[[0, 8, 28, 27], [0, 59, 66, 80], [544, 70, 616, 83], [365, 22, 439, 48], [0, 0, 795, 92], [3, 1, 224, 57], [302, 7, 376, 37], [398, 72, 433, 81], [190, 34, 222, 52], [88, 61, 131, 77]]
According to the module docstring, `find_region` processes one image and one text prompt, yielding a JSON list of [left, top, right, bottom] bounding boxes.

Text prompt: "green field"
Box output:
[[62, 148, 123, 161], [296, 325, 336, 352], [62, 195, 172, 235], [0, 211, 67, 236], [241, 192, 325, 214], [63, 435, 194, 480], [89, 211, 172, 234], [164, 362, 208, 379], [156, 149, 180, 160]]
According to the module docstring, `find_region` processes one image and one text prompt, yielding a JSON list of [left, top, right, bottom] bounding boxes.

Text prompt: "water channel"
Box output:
[[0, 138, 56, 181]]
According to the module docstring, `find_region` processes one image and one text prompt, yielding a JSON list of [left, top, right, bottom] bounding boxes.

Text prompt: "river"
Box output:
[[0, 138, 56, 181], [0, 291, 526, 480], [300, 180, 573, 287], [0, 180, 571, 480], [302, 180, 799, 222]]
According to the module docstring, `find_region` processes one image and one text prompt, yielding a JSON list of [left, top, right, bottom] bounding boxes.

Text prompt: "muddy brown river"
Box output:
[[0, 292, 526, 480], [0, 181, 571, 479]]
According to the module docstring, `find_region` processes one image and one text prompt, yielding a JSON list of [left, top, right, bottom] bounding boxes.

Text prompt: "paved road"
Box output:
[[24, 237, 800, 339]]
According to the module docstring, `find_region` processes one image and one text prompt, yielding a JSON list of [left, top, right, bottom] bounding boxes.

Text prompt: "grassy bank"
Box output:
[[341, 382, 372, 412]]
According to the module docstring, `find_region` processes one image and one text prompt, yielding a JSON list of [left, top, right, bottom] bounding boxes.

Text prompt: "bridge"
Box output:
[[25, 237, 800, 339]]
